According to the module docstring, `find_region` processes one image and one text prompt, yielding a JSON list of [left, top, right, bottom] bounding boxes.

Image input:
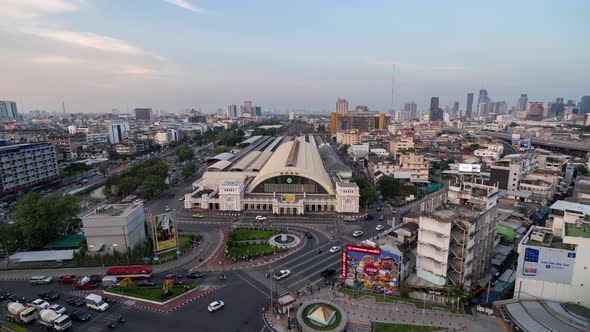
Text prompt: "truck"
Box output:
[[101, 276, 118, 288], [38, 309, 72, 331], [6, 302, 37, 324], [85, 294, 109, 312]]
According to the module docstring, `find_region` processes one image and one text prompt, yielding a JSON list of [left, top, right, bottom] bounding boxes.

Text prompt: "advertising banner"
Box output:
[[281, 194, 296, 203], [153, 212, 177, 252], [517, 245, 576, 284], [458, 164, 481, 173], [341, 245, 400, 295]]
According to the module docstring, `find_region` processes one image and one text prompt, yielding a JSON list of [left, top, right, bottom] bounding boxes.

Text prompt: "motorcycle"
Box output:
[[317, 249, 322, 254], [220, 274, 227, 280], [118, 316, 125, 324], [108, 321, 117, 329]]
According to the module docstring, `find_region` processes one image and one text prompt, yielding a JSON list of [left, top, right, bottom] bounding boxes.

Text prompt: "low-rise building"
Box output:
[[399, 153, 429, 181], [389, 138, 415, 155], [340, 129, 361, 145], [86, 133, 108, 145]]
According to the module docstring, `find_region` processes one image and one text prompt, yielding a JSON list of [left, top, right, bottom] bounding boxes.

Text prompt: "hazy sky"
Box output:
[[1, 0, 588, 113]]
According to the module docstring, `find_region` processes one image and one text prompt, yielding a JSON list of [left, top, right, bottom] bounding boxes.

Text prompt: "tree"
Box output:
[[340, 144, 349, 154], [120, 277, 133, 290], [12, 192, 80, 249], [167, 140, 182, 149], [0, 223, 20, 253], [352, 178, 378, 207], [575, 165, 589, 176], [181, 162, 197, 178], [140, 175, 169, 198], [213, 146, 230, 155], [61, 162, 93, 178], [175, 144, 194, 162], [162, 279, 174, 297], [98, 163, 109, 178], [508, 122, 519, 127], [377, 176, 402, 199], [467, 143, 481, 152]]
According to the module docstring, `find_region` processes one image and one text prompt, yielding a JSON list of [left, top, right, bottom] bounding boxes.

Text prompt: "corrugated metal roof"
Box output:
[[10, 250, 74, 262]]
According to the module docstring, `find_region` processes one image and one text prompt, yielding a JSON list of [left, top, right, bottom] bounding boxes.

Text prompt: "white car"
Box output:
[[274, 269, 291, 280], [208, 300, 224, 312], [165, 206, 171, 212], [29, 299, 50, 310], [49, 304, 67, 314], [376, 225, 385, 231], [352, 230, 364, 237], [329, 246, 341, 254], [29, 276, 54, 285], [255, 215, 267, 221]]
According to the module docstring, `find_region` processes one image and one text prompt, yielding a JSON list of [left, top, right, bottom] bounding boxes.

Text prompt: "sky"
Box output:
[[0, 0, 589, 114]]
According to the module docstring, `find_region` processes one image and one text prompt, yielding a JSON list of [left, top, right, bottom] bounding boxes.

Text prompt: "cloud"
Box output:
[[29, 55, 88, 64], [118, 65, 162, 79], [0, 0, 81, 18], [21, 27, 165, 61], [365, 57, 467, 71], [163, 0, 206, 13]]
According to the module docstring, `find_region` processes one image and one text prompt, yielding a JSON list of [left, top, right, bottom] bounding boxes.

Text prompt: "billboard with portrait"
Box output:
[[153, 212, 177, 252], [341, 245, 400, 295], [517, 244, 576, 284]]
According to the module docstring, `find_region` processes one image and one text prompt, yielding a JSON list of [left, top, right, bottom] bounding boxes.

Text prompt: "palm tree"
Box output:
[[449, 283, 466, 313]]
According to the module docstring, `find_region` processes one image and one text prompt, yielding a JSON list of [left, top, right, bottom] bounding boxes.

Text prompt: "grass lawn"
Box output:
[[301, 303, 342, 331], [108, 284, 195, 302], [228, 229, 280, 242], [157, 235, 194, 262], [339, 288, 462, 314], [372, 322, 445, 332], [2, 322, 30, 332], [226, 243, 284, 258]]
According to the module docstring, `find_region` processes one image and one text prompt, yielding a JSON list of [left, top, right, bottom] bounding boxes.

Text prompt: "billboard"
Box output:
[[341, 245, 400, 295], [517, 245, 576, 284], [281, 194, 296, 203], [153, 212, 177, 252], [518, 139, 530, 151], [458, 164, 481, 173]]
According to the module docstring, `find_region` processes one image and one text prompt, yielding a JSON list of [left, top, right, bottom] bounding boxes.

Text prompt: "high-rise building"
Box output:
[[254, 106, 262, 116], [108, 120, 130, 144], [330, 111, 390, 135], [495, 101, 508, 115], [403, 102, 417, 119], [0, 101, 18, 121], [134, 108, 153, 121], [452, 101, 459, 113], [244, 101, 253, 114], [335, 98, 349, 115], [225, 104, 239, 118], [429, 97, 439, 111], [0, 143, 59, 195], [549, 98, 565, 118], [525, 102, 545, 121], [516, 94, 528, 113], [430, 109, 443, 122], [465, 93, 474, 118], [579, 96, 590, 115], [478, 89, 489, 105]]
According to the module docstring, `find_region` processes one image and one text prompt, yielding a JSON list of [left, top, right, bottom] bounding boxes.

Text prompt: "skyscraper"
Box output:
[[403, 102, 418, 119], [108, 120, 130, 144], [0, 101, 18, 121], [516, 94, 528, 113], [525, 102, 545, 121], [452, 101, 459, 117], [579, 96, 590, 115], [429, 97, 439, 111], [465, 93, 474, 118], [244, 100, 253, 114], [254, 106, 262, 116], [429, 97, 442, 121], [549, 98, 565, 118], [478, 89, 489, 105], [335, 98, 349, 115], [134, 108, 153, 121]]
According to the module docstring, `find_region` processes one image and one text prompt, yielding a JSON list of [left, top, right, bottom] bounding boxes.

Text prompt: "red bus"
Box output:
[[106, 266, 152, 279]]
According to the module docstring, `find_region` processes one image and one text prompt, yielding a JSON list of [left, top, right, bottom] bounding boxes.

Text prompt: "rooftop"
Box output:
[[84, 204, 141, 218], [565, 222, 590, 239], [550, 200, 590, 215]]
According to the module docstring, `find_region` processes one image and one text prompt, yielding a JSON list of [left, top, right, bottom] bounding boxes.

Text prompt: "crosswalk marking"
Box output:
[[242, 269, 289, 295]]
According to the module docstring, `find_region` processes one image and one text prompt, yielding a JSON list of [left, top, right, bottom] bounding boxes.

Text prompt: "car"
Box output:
[[165, 272, 183, 279], [187, 271, 204, 279], [8, 295, 25, 303], [69, 310, 91, 321], [304, 231, 313, 239], [376, 225, 385, 231], [38, 291, 60, 301], [255, 215, 267, 221], [137, 280, 158, 287], [377, 206, 384, 211], [168, 193, 175, 198], [208, 300, 225, 312], [329, 246, 341, 254], [28, 299, 50, 310], [379, 215, 385, 221], [65, 296, 86, 306], [274, 269, 291, 280], [352, 230, 364, 237], [29, 276, 53, 285], [170, 278, 183, 285], [0, 289, 9, 300], [320, 269, 337, 279], [49, 304, 67, 314], [57, 275, 80, 284], [179, 196, 185, 201], [192, 213, 204, 218], [165, 206, 171, 212]]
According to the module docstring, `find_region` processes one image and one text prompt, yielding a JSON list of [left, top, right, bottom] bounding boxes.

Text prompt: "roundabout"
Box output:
[[268, 233, 301, 249]]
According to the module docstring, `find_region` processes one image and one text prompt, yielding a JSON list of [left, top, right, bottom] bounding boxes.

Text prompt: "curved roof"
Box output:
[[207, 152, 234, 164], [208, 160, 232, 171], [248, 139, 334, 194]]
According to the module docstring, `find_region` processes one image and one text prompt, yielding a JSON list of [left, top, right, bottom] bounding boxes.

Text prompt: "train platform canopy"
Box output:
[[44, 235, 85, 249], [496, 299, 590, 332], [10, 250, 74, 263]]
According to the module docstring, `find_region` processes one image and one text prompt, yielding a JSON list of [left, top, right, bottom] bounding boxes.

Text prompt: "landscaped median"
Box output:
[[372, 322, 446, 332], [339, 288, 462, 314], [225, 228, 286, 259], [107, 284, 197, 304]]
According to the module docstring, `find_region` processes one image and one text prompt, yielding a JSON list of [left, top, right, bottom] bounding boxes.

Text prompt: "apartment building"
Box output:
[[389, 137, 415, 155], [0, 143, 59, 195], [340, 129, 361, 145], [490, 154, 536, 191], [86, 133, 108, 144], [399, 153, 429, 181], [47, 132, 87, 160], [518, 173, 557, 201]]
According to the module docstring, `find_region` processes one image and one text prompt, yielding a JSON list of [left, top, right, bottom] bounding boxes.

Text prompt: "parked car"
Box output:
[[187, 271, 204, 279], [28, 299, 50, 310], [208, 301, 224, 312], [49, 304, 67, 315], [137, 280, 157, 287], [274, 270, 291, 280], [165, 272, 183, 279], [0, 289, 9, 300], [38, 291, 60, 301], [57, 275, 80, 284], [192, 213, 204, 218], [8, 295, 26, 303], [375, 225, 385, 231], [379, 215, 385, 221], [66, 296, 86, 307], [69, 310, 91, 322], [29, 276, 53, 285], [255, 215, 267, 221], [329, 246, 341, 254], [352, 230, 364, 237]]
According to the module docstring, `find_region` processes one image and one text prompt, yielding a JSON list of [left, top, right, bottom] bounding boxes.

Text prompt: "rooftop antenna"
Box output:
[[62, 101, 66, 114]]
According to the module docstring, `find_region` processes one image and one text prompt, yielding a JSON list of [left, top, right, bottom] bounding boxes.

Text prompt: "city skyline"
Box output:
[[1, 0, 589, 113]]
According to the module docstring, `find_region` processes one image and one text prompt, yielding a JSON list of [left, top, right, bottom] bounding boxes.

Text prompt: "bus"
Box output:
[[106, 266, 152, 279]]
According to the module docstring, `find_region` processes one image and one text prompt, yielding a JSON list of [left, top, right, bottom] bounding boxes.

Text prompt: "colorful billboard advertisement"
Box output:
[[341, 245, 400, 295], [458, 164, 481, 173], [153, 212, 177, 252], [517, 244, 576, 284]]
